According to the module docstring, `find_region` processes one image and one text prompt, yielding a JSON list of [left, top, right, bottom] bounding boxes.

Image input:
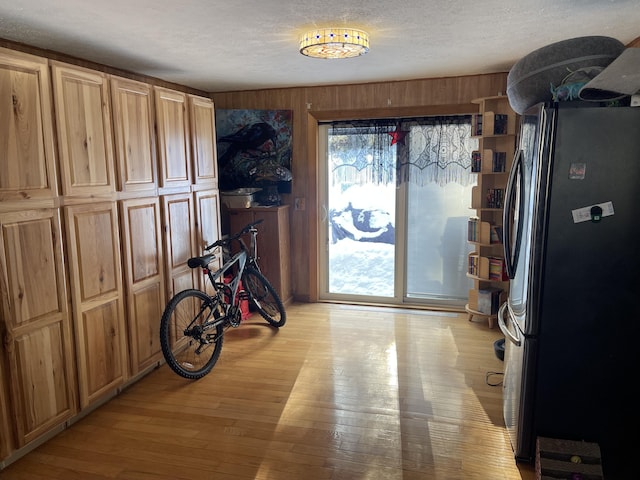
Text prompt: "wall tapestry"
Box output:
[[215, 109, 293, 194]]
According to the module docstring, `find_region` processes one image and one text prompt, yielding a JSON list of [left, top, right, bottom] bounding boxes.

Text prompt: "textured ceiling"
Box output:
[[1, 0, 639, 93]]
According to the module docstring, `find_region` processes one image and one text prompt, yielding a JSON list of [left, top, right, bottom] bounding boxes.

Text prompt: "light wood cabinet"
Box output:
[[161, 193, 197, 300], [64, 202, 128, 408], [0, 209, 77, 448], [110, 76, 158, 193], [0, 48, 58, 204], [51, 62, 116, 198], [228, 205, 291, 303], [0, 46, 224, 467], [119, 197, 166, 375], [188, 95, 218, 189], [154, 87, 191, 192]]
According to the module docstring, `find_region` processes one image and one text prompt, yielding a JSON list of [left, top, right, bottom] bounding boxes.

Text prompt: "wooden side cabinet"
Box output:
[[228, 205, 291, 304], [0, 208, 77, 448]]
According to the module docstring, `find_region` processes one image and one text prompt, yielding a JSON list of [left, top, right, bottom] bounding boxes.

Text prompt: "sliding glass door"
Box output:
[[319, 117, 477, 308]]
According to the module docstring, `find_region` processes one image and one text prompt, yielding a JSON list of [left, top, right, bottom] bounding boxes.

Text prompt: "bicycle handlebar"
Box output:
[[204, 219, 263, 251]]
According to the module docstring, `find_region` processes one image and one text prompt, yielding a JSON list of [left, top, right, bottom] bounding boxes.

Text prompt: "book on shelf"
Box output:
[[493, 114, 508, 135], [467, 217, 478, 242], [490, 225, 503, 244], [472, 113, 483, 136], [492, 151, 507, 172], [485, 188, 504, 209], [468, 253, 479, 276], [488, 256, 508, 281], [471, 151, 481, 172], [478, 287, 503, 314]]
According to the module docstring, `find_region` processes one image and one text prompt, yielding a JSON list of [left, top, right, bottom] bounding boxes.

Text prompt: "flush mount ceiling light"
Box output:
[[299, 28, 369, 59]]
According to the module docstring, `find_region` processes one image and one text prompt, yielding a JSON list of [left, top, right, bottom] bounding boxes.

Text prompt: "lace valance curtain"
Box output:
[[328, 115, 477, 187]]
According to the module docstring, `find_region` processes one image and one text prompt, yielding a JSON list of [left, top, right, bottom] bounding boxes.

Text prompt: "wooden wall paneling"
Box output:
[[161, 193, 197, 301], [0, 48, 58, 204], [188, 95, 218, 189], [110, 76, 158, 194], [154, 87, 191, 192], [194, 189, 222, 295], [50, 62, 116, 198], [64, 202, 128, 409], [119, 197, 166, 375], [0, 208, 77, 448], [211, 73, 510, 302]]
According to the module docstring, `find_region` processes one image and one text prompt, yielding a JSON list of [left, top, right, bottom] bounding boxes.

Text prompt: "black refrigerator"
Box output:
[[498, 101, 640, 479]]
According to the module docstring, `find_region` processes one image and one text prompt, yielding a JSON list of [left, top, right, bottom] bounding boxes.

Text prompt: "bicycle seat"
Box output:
[[187, 254, 216, 269]]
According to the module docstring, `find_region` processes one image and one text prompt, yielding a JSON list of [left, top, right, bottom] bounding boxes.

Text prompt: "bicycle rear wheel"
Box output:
[[160, 289, 223, 379], [242, 266, 286, 327]]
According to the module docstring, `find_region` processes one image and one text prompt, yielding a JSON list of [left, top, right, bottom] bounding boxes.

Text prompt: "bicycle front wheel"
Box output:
[[160, 289, 223, 379], [242, 266, 286, 327]]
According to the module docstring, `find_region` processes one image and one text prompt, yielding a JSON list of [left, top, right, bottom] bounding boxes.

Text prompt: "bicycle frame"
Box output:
[[202, 226, 258, 312], [205, 247, 247, 310]]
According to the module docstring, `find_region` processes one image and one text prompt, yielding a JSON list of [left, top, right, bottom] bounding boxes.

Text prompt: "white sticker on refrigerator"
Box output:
[[571, 201, 614, 223]]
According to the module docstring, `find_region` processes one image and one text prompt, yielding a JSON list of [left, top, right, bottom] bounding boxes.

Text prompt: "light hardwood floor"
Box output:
[[1, 302, 536, 479]]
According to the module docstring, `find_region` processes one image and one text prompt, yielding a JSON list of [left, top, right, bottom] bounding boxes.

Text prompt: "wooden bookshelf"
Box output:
[[466, 95, 518, 328]]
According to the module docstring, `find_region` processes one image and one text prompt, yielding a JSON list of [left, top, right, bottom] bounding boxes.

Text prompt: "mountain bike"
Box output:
[[160, 219, 286, 379]]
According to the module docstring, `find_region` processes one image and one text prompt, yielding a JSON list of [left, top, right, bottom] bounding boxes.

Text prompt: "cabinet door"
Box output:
[[188, 95, 218, 189], [155, 87, 191, 191], [119, 197, 166, 375], [51, 62, 116, 197], [194, 190, 222, 294], [0, 209, 77, 448], [0, 47, 58, 203], [161, 193, 196, 300], [64, 202, 128, 408], [110, 76, 157, 193]]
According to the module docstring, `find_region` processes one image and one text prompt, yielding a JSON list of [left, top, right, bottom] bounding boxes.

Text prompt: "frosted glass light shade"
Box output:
[[299, 28, 369, 59]]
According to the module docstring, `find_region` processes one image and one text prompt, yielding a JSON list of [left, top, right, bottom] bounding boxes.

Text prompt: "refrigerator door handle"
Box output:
[[498, 302, 522, 347], [503, 149, 524, 279]]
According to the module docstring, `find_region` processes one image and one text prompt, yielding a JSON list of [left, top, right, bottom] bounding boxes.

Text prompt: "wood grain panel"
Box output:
[[0, 209, 76, 448], [80, 301, 124, 400], [73, 209, 119, 300], [154, 87, 190, 191], [110, 76, 157, 193], [194, 189, 222, 294], [64, 202, 127, 408], [119, 197, 166, 374], [188, 95, 218, 188], [161, 193, 196, 300], [0, 47, 58, 203], [51, 62, 115, 197], [130, 283, 163, 371]]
